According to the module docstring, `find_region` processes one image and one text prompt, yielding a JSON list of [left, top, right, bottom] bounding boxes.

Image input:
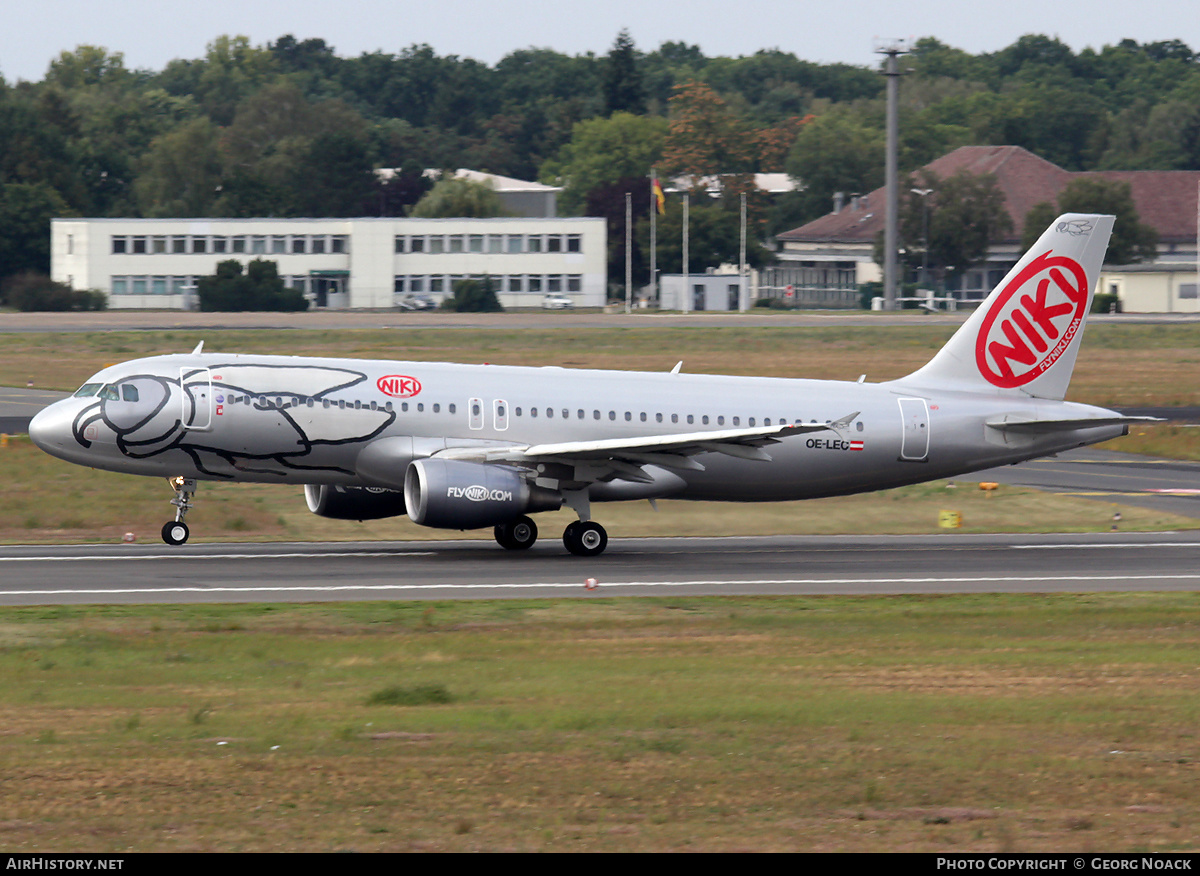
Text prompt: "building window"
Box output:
[[527, 235, 542, 253], [311, 236, 326, 254], [567, 275, 582, 293], [151, 276, 168, 295], [251, 236, 267, 254], [292, 236, 307, 254], [547, 276, 562, 293], [111, 237, 127, 254], [111, 277, 128, 295], [271, 236, 287, 254], [152, 236, 167, 254], [567, 234, 581, 253], [410, 236, 425, 253], [448, 235, 464, 253], [331, 236, 348, 253], [528, 276, 542, 293], [506, 235, 523, 253], [547, 235, 562, 253], [131, 276, 147, 295], [131, 237, 147, 254], [429, 236, 444, 254], [192, 236, 209, 254], [468, 235, 484, 253], [488, 235, 503, 253], [231, 236, 247, 254], [212, 237, 227, 254]]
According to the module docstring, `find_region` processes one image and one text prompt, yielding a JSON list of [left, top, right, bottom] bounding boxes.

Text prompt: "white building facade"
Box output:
[[51, 217, 607, 310]]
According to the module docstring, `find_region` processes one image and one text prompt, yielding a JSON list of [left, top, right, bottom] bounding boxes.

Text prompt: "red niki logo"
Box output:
[[376, 375, 422, 398], [974, 251, 1089, 388]]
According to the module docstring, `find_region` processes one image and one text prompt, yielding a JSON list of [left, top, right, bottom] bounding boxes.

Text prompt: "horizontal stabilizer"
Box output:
[[986, 415, 1162, 434]]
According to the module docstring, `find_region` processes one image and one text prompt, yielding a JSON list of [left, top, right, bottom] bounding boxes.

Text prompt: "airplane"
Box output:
[[29, 213, 1153, 557]]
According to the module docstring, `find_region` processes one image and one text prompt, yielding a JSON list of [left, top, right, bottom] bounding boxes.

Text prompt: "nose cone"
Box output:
[[28, 401, 77, 458]]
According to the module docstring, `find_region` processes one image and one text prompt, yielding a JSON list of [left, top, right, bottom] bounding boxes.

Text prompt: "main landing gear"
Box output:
[[492, 514, 609, 557], [162, 476, 196, 545]]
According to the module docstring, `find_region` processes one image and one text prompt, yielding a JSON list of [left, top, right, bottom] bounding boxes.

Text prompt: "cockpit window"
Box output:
[[98, 384, 120, 401], [121, 385, 139, 402], [73, 383, 102, 398]]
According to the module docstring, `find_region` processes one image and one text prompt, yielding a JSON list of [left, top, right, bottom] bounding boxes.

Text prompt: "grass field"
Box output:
[[6, 321, 1200, 407], [0, 595, 1198, 852], [3, 320, 1199, 852], [1, 434, 1194, 544]]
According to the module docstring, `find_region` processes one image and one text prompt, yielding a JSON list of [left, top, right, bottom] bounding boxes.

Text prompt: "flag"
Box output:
[[652, 176, 665, 215]]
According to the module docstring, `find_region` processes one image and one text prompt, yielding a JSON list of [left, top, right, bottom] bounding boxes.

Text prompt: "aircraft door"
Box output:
[[898, 397, 929, 461], [181, 368, 213, 431]]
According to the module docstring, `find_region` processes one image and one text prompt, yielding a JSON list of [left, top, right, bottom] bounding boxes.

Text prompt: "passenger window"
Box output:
[[624, 412, 631, 421], [433, 403, 440, 413], [702, 416, 709, 425], [717, 416, 725, 426], [640, 412, 647, 422], [671, 414, 678, 424], [494, 399, 509, 431], [687, 415, 694, 425], [469, 398, 483, 430], [656, 413, 662, 423]]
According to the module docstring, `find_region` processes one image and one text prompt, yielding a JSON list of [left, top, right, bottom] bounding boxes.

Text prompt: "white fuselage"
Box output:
[[30, 352, 1126, 503]]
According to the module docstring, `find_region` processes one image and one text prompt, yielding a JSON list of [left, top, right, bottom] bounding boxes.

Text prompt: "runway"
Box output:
[[3, 531, 1200, 605]]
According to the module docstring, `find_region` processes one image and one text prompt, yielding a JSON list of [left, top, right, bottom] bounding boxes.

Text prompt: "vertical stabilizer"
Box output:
[[897, 213, 1114, 400]]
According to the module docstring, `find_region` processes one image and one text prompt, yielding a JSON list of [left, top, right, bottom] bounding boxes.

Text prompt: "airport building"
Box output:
[[50, 216, 607, 310], [775, 145, 1200, 312]]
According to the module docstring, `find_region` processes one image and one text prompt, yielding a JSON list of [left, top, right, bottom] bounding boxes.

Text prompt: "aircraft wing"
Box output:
[[986, 415, 1163, 434], [435, 416, 853, 479]]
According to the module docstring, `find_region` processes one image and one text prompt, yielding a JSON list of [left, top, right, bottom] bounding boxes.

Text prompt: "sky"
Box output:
[[2, 0, 1198, 82]]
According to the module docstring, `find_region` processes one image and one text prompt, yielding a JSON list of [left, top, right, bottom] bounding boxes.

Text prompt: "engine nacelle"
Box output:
[[404, 458, 560, 530], [304, 484, 407, 521]]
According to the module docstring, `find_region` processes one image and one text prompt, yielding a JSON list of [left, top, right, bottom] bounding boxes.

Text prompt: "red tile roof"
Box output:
[[777, 146, 1200, 245]]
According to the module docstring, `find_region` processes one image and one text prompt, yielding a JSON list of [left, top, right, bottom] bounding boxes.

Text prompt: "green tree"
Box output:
[[539, 112, 667, 215], [1051, 177, 1158, 264], [440, 276, 503, 312], [0, 182, 73, 280], [134, 117, 223, 216], [196, 259, 308, 311], [784, 108, 885, 224], [603, 30, 645, 116], [409, 176, 511, 218], [893, 169, 1012, 288], [637, 197, 772, 276]]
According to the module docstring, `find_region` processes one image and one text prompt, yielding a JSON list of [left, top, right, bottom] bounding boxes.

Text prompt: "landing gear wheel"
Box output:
[[495, 516, 538, 550], [563, 520, 607, 557], [162, 521, 190, 546]]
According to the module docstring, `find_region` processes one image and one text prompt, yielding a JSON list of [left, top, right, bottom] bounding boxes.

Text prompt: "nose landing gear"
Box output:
[[162, 476, 196, 545]]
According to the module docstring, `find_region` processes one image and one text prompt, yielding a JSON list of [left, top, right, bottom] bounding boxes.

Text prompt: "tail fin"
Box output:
[[897, 213, 1114, 400]]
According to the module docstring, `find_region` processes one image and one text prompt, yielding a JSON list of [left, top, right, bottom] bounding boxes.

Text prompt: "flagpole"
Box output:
[[650, 169, 658, 307], [625, 192, 632, 315], [739, 191, 747, 312], [682, 192, 689, 314]]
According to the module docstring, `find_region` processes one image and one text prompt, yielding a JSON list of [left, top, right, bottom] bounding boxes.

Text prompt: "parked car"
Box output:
[[398, 295, 436, 311], [542, 294, 574, 309]]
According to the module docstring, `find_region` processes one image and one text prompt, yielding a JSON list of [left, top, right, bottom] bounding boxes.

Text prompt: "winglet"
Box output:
[[191, 341, 204, 355], [670, 361, 683, 374]]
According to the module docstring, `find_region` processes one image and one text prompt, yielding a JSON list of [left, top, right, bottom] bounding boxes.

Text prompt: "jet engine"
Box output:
[[303, 484, 407, 521], [404, 458, 560, 529]]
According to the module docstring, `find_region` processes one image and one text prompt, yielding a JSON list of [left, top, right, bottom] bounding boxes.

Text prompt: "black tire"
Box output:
[[162, 521, 190, 546], [495, 516, 537, 550], [563, 521, 607, 557]]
